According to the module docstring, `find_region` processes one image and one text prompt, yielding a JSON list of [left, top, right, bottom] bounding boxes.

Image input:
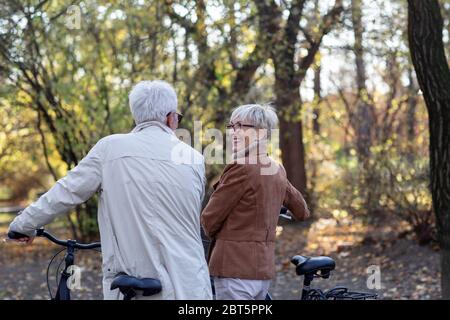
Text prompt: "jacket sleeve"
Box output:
[[8, 139, 105, 236], [283, 180, 310, 221], [201, 164, 248, 239]]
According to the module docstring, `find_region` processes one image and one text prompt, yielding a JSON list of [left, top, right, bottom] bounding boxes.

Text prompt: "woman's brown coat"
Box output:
[[201, 156, 309, 280]]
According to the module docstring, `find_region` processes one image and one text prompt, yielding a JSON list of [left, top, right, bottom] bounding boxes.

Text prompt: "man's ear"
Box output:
[[166, 113, 176, 130]]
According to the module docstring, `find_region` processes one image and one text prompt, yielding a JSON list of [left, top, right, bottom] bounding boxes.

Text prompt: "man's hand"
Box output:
[[6, 229, 36, 245], [13, 236, 35, 245]]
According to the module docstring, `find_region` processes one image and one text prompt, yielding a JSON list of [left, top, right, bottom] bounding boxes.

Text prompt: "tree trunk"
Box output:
[[275, 83, 307, 195], [351, 0, 373, 161], [406, 65, 418, 163], [279, 118, 308, 195], [408, 0, 450, 299], [309, 61, 322, 215], [352, 0, 377, 214], [313, 64, 322, 135], [255, 0, 342, 198]]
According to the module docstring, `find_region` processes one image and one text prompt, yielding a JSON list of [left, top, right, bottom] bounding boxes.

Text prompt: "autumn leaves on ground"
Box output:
[[0, 211, 440, 300]]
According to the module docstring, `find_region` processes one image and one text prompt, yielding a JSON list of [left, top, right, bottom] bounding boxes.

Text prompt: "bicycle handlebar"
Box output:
[[8, 229, 101, 249]]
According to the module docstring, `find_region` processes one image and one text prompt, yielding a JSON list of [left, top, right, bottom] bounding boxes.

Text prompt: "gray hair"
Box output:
[[230, 104, 278, 137], [128, 80, 178, 124]]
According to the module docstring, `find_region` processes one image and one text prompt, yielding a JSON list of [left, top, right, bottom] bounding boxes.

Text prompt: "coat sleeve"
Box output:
[[201, 164, 248, 239], [8, 139, 105, 236], [283, 180, 310, 221]]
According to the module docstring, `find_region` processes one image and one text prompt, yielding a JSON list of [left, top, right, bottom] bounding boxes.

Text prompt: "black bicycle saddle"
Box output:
[[291, 255, 336, 277], [110, 273, 162, 299]]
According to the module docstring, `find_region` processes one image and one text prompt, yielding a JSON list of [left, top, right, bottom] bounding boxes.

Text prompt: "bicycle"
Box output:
[[7, 229, 162, 300], [272, 207, 378, 300], [289, 254, 377, 300]]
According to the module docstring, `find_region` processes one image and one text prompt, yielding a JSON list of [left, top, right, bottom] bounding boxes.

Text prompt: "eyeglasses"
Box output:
[[226, 122, 255, 131], [166, 112, 183, 123]]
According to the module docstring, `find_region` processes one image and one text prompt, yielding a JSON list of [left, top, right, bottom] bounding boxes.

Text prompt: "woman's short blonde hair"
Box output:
[[230, 104, 278, 137]]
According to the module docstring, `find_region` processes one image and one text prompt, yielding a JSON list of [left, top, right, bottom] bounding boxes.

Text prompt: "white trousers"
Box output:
[[213, 277, 271, 300]]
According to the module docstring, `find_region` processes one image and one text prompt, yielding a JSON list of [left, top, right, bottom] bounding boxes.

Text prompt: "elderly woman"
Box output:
[[201, 104, 310, 300]]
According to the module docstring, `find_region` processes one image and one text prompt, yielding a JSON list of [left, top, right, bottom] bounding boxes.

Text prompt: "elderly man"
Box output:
[[8, 80, 212, 300]]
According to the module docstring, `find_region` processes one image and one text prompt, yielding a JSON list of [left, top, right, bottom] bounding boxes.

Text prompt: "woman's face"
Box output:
[[228, 117, 257, 152]]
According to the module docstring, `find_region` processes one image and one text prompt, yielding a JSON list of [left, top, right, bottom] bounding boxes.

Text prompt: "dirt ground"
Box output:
[[0, 213, 441, 300]]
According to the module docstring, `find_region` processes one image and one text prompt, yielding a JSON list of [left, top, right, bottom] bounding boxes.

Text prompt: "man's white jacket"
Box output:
[[9, 121, 212, 300]]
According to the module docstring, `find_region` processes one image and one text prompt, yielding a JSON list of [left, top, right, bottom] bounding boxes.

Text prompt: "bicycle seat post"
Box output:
[[301, 273, 314, 300]]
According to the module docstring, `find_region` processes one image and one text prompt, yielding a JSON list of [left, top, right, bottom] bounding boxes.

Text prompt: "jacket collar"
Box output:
[[232, 139, 268, 162], [131, 120, 175, 136]]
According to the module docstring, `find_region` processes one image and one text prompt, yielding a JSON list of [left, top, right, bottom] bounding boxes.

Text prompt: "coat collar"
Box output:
[[131, 120, 175, 136], [232, 139, 268, 162]]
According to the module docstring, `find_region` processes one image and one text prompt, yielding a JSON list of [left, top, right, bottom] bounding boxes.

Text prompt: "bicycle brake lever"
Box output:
[[280, 213, 293, 220]]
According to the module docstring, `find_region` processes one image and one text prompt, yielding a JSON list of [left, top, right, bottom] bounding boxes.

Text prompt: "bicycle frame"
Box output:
[[33, 229, 102, 300], [53, 239, 76, 300], [8, 228, 101, 300], [298, 271, 377, 300]]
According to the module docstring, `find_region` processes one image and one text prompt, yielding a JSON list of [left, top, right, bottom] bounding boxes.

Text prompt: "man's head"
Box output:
[[129, 80, 181, 130]]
